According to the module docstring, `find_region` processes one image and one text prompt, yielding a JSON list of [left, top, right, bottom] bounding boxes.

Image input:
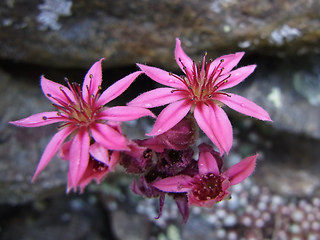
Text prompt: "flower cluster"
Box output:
[[10, 38, 271, 222]]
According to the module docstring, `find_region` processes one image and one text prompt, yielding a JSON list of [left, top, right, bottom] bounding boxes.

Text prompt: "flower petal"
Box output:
[[41, 75, 75, 105], [194, 102, 233, 155], [91, 123, 129, 150], [198, 150, 220, 175], [82, 58, 104, 103], [147, 100, 192, 136], [68, 127, 90, 188], [109, 151, 120, 171], [98, 106, 155, 121], [224, 154, 258, 185], [218, 65, 256, 91], [32, 126, 76, 182], [152, 175, 193, 193], [214, 93, 272, 121], [209, 52, 245, 76], [9, 111, 63, 127], [89, 142, 109, 165], [127, 87, 188, 108], [175, 38, 193, 74], [137, 64, 188, 90], [97, 71, 143, 106]]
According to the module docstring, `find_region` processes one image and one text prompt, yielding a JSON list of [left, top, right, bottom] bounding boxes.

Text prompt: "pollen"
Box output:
[[192, 173, 223, 201]]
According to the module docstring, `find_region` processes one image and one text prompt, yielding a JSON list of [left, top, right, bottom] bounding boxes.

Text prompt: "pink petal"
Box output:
[[109, 151, 120, 171], [175, 38, 193, 74], [68, 127, 90, 188], [147, 100, 192, 136], [98, 106, 155, 121], [90, 123, 129, 150], [32, 126, 76, 182], [218, 65, 256, 91], [127, 87, 188, 108], [152, 175, 193, 193], [97, 71, 143, 106], [137, 64, 188, 90], [82, 58, 104, 103], [214, 93, 272, 121], [58, 140, 72, 160], [209, 52, 245, 76], [194, 102, 233, 155], [224, 154, 258, 185], [9, 111, 63, 127], [198, 150, 220, 175], [41, 75, 75, 105], [89, 142, 109, 165]]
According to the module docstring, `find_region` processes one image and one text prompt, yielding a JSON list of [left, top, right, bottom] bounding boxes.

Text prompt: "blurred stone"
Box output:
[[111, 210, 150, 240], [0, 0, 320, 68], [0, 69, 67, 204], [229, 55, 320, 140], [0, 193, 111, 240]]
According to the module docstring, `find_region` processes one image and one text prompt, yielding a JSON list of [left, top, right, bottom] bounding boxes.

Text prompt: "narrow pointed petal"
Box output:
[[32, 126, 76, 181], [9, 111, 63, 127], [68, 127, 90, 187], [174, 194, 190, 223], [214, 93, 272, 121], [127, 87, 188, 108], [137, 64, 188, 90], [152, 175, 193, 193], [58, 140, 72, 160], [97, 71, 143, 106], [175, 38, 193, 73], [91, 123, 129, 150], [209, 52, 245, 76], [194, 102, 233, 155], [109, 151, 120, 171], [224, 154, 258, 185], [82, 58, 104, 102], [155, 194, 166, 220], [147, 100, 192, 136], [41, 75, 75, 104], [89, 142, 109, 165], [218, 65, 256, 90], [198, 150, 220, 175], [98, 106, 155, 121]]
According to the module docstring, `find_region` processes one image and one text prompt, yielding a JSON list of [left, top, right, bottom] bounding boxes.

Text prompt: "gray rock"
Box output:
[[228, 55, 320, 140], [0, 0, 320, 68], [0, 69, 68, 204]]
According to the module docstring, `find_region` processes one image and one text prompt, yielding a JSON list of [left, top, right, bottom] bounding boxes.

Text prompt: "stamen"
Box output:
[[169, 72, 189, 86], [59, 87, 74, 104], [42, 116, 47, 120], [213, 74, 231, 91]]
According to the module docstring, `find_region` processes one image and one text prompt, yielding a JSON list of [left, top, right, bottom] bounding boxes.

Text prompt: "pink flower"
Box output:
[[128, 38, 271, 154], [10, 59, 155, 189], [152, 144, 257, 207]]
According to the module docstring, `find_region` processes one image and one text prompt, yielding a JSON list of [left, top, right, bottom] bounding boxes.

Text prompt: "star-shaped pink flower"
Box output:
[[153, 144, 257, 207], [128, 38, 272, 154], [10, 59, 155, 189]]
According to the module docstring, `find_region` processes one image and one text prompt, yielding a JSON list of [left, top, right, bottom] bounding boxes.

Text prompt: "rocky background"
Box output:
[[1, 0, 320, 239]]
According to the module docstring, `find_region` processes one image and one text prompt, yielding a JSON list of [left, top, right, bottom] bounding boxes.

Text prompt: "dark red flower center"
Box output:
[[192, 173, 223, 201], [92, 160, 108, 172]]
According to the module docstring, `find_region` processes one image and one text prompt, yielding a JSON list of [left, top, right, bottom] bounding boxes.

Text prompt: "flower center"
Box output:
[[45, 75, 102, 126], [92, 159, 108, 172], [171, 54, 231, 102], [192, 173, 223, 201]]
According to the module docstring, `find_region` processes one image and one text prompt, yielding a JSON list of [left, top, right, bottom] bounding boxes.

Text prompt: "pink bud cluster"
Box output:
[[10, 39, 271, 222]]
